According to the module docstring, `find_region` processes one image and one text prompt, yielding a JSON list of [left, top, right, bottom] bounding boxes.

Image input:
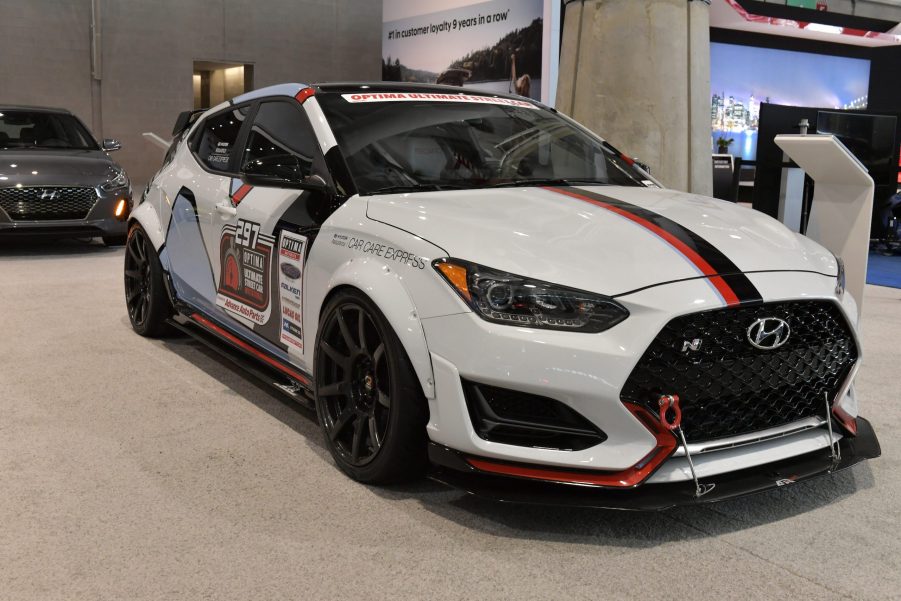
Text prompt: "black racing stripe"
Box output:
[[557, 186, 764, 305], [720, 273, 764, 305]]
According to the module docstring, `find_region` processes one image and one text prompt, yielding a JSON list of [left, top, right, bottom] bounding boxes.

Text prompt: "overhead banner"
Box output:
[[382, 0, 551, 103]]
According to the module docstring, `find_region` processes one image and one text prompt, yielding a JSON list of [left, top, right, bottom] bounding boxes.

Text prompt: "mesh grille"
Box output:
[[620, 300, 857, 443], [0, 186, 98, 221]]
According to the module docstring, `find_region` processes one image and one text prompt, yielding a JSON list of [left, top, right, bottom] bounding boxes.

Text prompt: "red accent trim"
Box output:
[[833, 404, 858, 436], [542, 186, 741, 305], [295, 88, 315, 103], [232, 183, 252, 205], [619, 153, 635, 166], [466, 404, 677, 488], [723, 0, 891, 42], [190, 313, 310, 385]]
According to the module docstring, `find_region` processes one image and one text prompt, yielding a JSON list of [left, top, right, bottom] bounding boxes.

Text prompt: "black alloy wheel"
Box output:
[[315, 290, 428, 483], [124, 223, 172, 337]]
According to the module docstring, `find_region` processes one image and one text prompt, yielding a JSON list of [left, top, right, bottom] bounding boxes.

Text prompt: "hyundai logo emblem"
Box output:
[[39, 189, 58, 200], [747, 317, 790, 350]]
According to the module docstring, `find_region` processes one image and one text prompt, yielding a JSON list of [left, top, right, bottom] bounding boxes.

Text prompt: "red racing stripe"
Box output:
[[191, 313, 310, 385], [295, 88, 315, 103], [543, 186, 744, 306], [232, 183, 252, 205]]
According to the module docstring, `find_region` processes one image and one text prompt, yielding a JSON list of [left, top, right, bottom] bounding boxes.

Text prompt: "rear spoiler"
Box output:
[[172, 109, 206, 137]]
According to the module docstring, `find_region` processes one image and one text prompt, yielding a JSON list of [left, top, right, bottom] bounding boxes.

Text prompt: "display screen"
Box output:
[[817, 111, 897, 184], [711, 42, 871, 161]]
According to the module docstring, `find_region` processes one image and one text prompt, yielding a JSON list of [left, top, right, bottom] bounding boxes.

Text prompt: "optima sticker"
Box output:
[[341, 92, 538, 109]]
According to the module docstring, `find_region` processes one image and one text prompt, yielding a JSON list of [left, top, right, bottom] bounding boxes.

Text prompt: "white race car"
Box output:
[[125, 83, 880, 509]]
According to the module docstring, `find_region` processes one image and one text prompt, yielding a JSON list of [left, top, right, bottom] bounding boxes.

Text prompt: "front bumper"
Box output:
[[428, 417, 881, 510], [0, 187, 130, 237]]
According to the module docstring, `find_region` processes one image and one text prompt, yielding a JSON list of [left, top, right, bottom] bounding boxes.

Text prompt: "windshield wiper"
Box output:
[[485, 178, 610, 188], [366, 183, 472, 195]]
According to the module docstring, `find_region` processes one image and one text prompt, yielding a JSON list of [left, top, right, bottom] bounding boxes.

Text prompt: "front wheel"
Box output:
[[314, 290, 428, 484], [124, 223, 172, 337]]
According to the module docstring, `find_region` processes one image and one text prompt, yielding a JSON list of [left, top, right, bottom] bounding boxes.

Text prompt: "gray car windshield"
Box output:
[[315, 93, 647, 194], [0, 110, 98, 150]]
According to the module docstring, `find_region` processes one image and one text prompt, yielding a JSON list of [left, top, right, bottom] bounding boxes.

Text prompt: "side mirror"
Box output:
[[102, 138, 122, 152], [241, 154, 329, 192]]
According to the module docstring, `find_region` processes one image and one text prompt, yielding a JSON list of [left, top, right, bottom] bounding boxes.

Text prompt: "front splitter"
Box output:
[[427, 417, 881, 510]]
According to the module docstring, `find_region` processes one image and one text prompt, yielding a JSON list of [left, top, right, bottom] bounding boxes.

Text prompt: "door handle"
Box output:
[[215, 202, 237, 217]]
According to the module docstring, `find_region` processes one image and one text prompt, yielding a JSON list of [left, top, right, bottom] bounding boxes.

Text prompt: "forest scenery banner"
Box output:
[[382, 0, 545, 101]]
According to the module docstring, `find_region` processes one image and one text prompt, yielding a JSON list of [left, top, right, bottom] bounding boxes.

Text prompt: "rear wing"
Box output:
[[172, 109, 206, 137]]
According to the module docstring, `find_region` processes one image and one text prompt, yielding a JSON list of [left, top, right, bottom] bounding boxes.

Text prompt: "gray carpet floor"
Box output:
[[1, 238, 899, 601]]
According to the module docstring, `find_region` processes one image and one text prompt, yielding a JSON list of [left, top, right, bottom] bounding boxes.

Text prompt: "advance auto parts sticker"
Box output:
[[277, 230, 307, 355], [216, 219, 275, 325]]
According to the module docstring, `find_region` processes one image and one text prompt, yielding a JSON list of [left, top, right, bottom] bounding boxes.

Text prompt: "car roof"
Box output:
[[0, 104, 72, 114]]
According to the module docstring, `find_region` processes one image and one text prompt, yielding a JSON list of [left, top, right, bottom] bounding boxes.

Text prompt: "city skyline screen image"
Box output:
[[711, 42, 871, 161]]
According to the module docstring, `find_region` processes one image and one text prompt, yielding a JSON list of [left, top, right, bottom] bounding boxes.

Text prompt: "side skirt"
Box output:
[[168, 313, 316, 411]]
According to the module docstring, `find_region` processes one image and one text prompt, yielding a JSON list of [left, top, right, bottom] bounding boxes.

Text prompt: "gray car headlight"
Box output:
[[100, 167, 129, 191], [434, 258, 629, 333]]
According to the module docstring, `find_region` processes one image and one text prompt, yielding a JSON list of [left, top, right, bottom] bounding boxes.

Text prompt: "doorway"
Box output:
[[193, 61, 254, 109]]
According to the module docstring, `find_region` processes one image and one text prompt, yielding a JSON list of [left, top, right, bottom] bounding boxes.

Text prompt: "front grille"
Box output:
[[0, 186, 98, 221], [620, 300, 857, 443]]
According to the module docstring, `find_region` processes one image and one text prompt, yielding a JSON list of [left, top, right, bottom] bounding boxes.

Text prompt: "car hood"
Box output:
[[0, 149, 118, 187], [365, 185, 837, 296]]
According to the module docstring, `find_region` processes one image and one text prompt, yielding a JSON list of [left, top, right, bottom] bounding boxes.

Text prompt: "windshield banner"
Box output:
[[341, 92, 537, 108]]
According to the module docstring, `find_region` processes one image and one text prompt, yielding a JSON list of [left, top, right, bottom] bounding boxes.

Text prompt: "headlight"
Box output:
[[100, 167, 129, 191], [434, 258, 629, 333], [835, 256, 846, 297]]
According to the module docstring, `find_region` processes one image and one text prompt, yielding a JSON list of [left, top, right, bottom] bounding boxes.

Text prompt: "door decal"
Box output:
[[216, 219, 274, 325], [277, 231, 307, 355]]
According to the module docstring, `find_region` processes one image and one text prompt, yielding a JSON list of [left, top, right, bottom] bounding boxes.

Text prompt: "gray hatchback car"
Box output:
[[0, 105, 131, 244]]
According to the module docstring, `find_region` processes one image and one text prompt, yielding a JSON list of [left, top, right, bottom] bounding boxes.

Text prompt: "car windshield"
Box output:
[[315, 92, 649, 194], [0, 110, 98, 150]]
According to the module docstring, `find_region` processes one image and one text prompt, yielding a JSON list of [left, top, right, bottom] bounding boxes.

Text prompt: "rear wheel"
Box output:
[[315, 289, 428, 484], [124, 223, 172, 337]]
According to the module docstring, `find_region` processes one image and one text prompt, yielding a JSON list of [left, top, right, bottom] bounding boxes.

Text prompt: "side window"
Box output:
[[241, 101, 317, 178], [192, 106, 249, 172]]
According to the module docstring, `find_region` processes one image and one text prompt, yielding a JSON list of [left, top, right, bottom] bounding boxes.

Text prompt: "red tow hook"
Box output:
[[658, 394, 682, 430], [657, 394, 713, 498]]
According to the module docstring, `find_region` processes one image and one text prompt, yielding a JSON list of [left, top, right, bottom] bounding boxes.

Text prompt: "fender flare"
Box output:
[[128, 201, 166, 251], [312, 257, 435, 399]]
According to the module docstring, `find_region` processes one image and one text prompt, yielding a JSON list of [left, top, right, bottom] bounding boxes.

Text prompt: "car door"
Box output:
[[213, 99, 336, 366], [165, 104, 251, 314]]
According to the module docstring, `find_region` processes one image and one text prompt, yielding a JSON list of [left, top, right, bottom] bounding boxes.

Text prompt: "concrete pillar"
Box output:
[[556, 0, 713, 195]]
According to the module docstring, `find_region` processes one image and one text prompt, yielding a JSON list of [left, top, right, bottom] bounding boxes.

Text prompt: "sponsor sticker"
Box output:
[[277, 231, 307, 355], [341, 92, 538, 109], [345, 235, 427, 269], [216, 219, 274, 325]]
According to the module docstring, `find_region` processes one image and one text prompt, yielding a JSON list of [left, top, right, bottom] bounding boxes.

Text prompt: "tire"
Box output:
[[103, 235, 127, 246], [314, 289, 429, 484], [124, 223, 173, 337]]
